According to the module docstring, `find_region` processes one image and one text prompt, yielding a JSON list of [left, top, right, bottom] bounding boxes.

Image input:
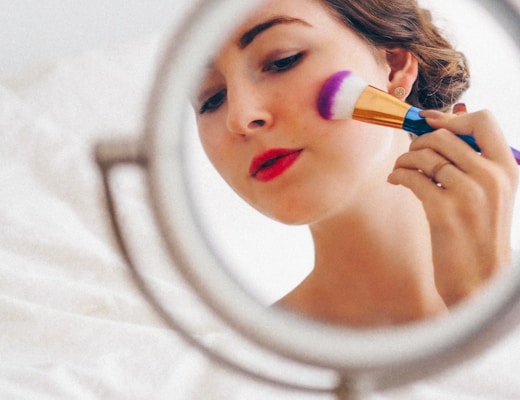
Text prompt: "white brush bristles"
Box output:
[[331, 73, 367, 120]]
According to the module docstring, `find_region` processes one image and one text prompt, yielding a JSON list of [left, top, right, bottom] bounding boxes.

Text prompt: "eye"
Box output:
[[263, 52, 305, 73], [199, 89, 227, 114]]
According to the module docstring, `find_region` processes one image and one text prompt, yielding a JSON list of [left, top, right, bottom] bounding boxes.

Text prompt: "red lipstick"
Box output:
[[249, 148, 302, 182]]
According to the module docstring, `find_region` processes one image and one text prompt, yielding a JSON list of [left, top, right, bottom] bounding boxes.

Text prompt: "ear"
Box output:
[[385, 48, 418, 98]]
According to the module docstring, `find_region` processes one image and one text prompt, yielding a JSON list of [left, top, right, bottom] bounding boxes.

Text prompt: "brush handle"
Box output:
[[404, 107, 520, 165]]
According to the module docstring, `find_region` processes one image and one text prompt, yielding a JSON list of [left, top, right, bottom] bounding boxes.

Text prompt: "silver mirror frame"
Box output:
[[96, 0, 520, 396]]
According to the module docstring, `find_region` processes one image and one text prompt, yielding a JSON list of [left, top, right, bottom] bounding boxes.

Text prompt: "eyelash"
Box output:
[[262, 51, 305, 73], [199, 89, 227, 114], [199, 52, 305, 115]]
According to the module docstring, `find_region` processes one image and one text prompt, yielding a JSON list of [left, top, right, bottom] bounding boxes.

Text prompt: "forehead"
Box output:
[[228, 0, 334, 46]]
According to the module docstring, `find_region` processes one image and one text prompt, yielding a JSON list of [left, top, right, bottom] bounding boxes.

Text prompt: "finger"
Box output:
[[430, 159, 453, 188], [408, 130, 514, 194], [387, 167, 446, 210], [391, 148, 469, 190], [409, 128, 479, 175], [421, 109, 513, 165]]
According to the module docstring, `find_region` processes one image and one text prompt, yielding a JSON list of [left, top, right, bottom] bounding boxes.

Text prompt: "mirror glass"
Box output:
[[182, 0, 520, 326]]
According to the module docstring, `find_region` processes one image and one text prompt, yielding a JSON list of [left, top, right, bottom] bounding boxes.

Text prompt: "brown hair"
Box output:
[[320, 0, 470, 111]]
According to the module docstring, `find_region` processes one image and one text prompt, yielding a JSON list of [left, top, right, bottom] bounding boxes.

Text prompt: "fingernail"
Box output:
[[419, 109, 443, 119], [453, 102, 468, 114]]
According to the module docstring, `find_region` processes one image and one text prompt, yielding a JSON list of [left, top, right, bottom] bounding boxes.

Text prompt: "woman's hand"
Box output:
[[387, 104, 519, 306]]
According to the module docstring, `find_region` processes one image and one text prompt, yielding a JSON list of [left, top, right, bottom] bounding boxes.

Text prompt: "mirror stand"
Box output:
[[94, 138, 345, 397], [94, 0, 520, 398]]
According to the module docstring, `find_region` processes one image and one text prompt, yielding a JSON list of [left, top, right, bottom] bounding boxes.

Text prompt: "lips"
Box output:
[[249, 148, 303, 182]]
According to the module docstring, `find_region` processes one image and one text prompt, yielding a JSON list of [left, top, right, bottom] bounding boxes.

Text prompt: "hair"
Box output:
[[319, 0, 470, 111]]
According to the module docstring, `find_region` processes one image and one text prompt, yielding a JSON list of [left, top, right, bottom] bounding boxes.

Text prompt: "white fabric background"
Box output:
[[1, 1, 520, 399]]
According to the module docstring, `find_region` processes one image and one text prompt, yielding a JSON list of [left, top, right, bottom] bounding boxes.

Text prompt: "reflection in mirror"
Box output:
[[184, 0, 520, 326]]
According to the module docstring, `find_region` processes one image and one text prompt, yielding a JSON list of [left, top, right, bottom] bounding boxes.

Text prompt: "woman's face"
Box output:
[[195, 0, 402, 225]]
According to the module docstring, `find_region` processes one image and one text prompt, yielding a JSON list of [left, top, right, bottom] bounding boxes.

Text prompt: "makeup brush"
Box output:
[[318, 70, 520, 165]]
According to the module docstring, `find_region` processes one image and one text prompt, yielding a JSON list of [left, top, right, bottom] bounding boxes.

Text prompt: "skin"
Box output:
[[194, 0, 518, 326], [389, 105, 518, 305]]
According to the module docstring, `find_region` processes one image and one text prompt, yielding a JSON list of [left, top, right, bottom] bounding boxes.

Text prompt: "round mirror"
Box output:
[[184, 0, 520, 309], [96, 0, 520, 396]]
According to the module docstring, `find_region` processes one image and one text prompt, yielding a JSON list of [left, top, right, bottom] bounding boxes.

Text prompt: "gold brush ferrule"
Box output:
[[352, 85, 410, 129]]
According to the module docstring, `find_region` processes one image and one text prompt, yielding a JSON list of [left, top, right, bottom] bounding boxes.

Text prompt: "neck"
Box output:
[[279, 136, 447, 326]]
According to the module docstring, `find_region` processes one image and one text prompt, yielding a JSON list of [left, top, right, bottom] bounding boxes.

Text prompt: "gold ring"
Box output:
[[430, 160, 452, 183]]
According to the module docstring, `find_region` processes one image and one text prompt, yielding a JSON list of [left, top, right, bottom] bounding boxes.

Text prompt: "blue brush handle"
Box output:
[[403, 107, 520, 165]]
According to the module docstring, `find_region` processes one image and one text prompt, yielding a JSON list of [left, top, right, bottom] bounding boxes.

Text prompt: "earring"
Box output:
[[394, 87, 407, 98]]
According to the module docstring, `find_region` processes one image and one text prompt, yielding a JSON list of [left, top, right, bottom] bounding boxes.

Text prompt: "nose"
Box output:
[[225, 83, 273, 136]]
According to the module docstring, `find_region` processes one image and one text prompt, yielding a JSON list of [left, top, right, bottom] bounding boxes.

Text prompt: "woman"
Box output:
[[193, 0, 518, 326]]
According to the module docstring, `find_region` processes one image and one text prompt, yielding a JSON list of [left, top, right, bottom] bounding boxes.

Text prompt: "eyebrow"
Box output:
[[238, 16, 312, 49]]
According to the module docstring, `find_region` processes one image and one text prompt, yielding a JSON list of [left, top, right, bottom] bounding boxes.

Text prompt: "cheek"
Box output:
[[271, 64, 327, 121], [197, 123, 249, 197], [197, 123, 231, 176], [308, 119, 398, 199]]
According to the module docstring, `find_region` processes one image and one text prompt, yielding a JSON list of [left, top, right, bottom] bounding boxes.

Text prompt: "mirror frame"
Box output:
[[96, 0, 520, 394]]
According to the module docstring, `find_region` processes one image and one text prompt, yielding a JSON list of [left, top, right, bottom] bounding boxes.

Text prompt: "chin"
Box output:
[[258, 201, 327, 226]]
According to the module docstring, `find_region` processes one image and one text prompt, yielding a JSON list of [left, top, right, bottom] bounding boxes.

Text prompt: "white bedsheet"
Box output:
[[2, 34, 520, 400]]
